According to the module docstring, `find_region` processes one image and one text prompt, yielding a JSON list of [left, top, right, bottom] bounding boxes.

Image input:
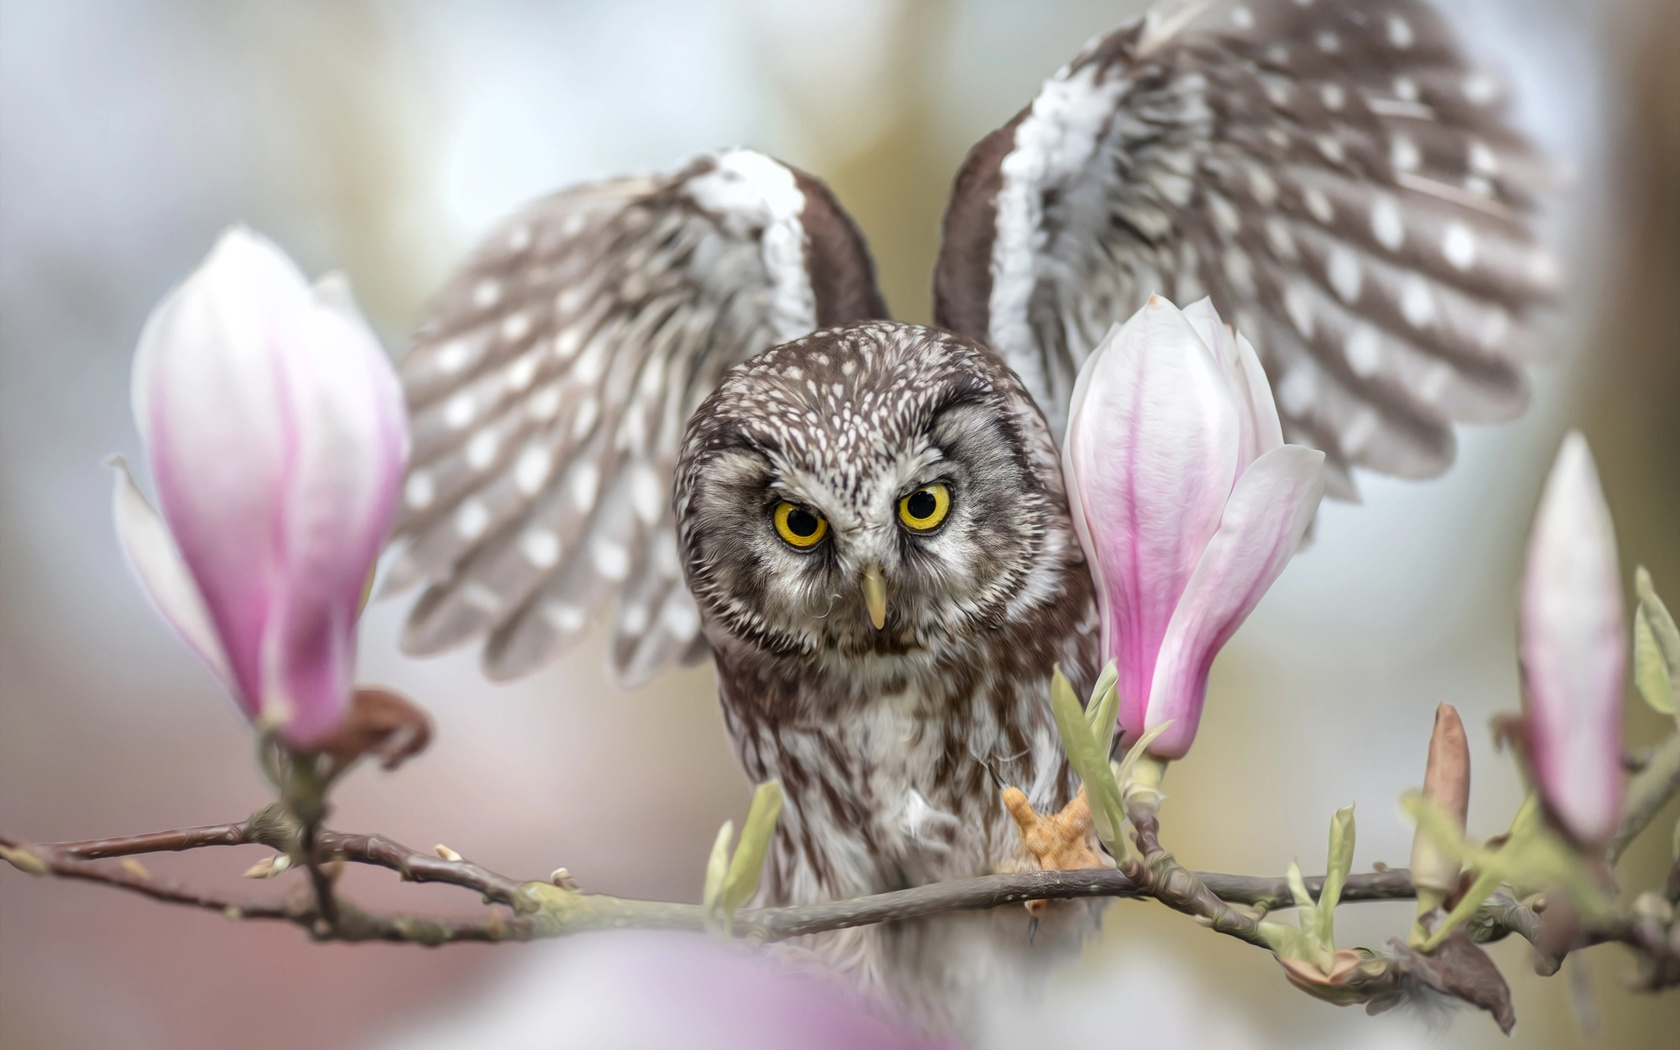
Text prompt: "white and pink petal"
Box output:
[[1143, 445, 1326, 758]]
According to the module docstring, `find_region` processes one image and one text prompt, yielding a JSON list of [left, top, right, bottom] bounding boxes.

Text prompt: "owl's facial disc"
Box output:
[[675, 322, 1059, 664]]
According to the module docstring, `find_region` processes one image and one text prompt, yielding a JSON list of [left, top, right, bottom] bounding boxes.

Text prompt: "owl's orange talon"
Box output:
[[1002, 785, 1107, 917]]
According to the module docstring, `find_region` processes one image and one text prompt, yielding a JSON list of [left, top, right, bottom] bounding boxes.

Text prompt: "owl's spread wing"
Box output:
[[388, 149, 886, 683], [934, 0, 1556, 498]]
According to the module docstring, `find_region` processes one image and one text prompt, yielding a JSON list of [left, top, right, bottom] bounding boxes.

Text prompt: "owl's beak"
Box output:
[[861, 562, 888, 630]]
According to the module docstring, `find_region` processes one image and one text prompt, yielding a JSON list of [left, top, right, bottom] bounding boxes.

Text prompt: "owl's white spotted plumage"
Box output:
[[388, 0, 1555, 1033]]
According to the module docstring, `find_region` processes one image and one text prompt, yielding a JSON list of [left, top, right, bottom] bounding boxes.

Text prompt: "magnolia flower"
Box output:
[[1063, 296, 1325, 759], [1520, 432, 1624, 849], [113, 227, 409, 747]]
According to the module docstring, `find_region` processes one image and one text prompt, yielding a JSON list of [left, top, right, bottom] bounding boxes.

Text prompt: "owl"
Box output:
[[386, 0, 1555, 1032]]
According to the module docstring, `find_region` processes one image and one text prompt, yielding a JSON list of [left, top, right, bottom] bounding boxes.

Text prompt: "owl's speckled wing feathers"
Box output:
[[387, 150, 885, 683], [935, 0, 1556, 499], [394, 0, 1556, 683]]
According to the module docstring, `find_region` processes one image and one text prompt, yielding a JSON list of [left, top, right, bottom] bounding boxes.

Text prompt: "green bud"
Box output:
[[1633, 567, 1679, 717], [702, 820, 733, 917], [718, 781, 782, 921]]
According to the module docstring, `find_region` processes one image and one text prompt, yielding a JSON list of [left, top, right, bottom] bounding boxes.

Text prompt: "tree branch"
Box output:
[[2, 817, 1670, 986], [0, 820, 1414, 947]]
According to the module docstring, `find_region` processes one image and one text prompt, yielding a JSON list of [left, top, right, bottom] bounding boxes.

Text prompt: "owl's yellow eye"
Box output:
[[898, 483, 950, 532], [773, 501, 828, 548]]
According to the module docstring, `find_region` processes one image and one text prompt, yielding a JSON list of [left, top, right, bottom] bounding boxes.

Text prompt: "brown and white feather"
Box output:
[[388, 149, 885, 682], [934, 0, 1557, 499]]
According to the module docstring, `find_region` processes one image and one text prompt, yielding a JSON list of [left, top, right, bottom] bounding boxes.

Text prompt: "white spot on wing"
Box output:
[[1207, 192, 1241, 236], [465, 430, 499, 470], [1401, 276, 1437, 328], [1464, 72, 1500, 105], [1468, 140, 1499, 176], [1390, 134, 1420, 173], [1370, 196, 1405, 251], [572, 397, 600, 440], [528, 386, 561, 421], [405, 472, 435, 510], [444, 393, 474, 430], [1285, 281, 1316, 338], [515, 446, 552, 495], [455, 499, 490, 540], [435, 340, 471, 375], [543, 602, 586, 634], [472, 280, 501, 309], [1387, 15, 1414, 49], [506, 353, 539, 393], [1223, 246, 1256, 297], [630, 463, 663, 525], [1265, 217, 1299, 260], [590, 538, 629, 581], [556, 287, 587, 315], [1345, 325, 1383, 377], [1327, 245, 1362, 303], [1304, 187, 1334, 224], [571, 463, 599, 510], [1442, 223, 1477, 270], [521, 529, 560, 568], [500, 312, 531, 343], [1277, 364, 1318, 416]]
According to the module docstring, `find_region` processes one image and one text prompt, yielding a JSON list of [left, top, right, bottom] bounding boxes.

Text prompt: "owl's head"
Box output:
[[674, 322, 1072, 668]]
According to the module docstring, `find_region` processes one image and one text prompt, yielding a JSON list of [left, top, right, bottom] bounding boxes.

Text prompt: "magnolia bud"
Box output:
[[1410, 703, 1471, 896]]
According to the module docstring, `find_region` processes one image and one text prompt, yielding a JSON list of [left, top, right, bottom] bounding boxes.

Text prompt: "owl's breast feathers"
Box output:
[[710, 550, 1099, 1023], [715, 582, 1098, 900]]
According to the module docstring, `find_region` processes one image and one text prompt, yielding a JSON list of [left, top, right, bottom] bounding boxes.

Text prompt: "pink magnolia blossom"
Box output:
[[1063, 296, 1325, 759], [112, 227, 409, 747], [1520, 432, 1624, 848]]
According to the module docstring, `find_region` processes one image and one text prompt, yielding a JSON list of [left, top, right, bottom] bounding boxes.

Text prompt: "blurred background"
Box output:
[[2, 0, 1676, 1047]]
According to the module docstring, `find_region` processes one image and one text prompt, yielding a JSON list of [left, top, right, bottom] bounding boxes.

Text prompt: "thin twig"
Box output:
[[50, 823, 253, 859], [1124, 795, 1270, 947], [318, 830, 524, 905], [39, 816, 523, 906]]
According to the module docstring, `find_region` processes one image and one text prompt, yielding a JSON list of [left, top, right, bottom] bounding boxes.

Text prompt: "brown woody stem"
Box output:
[[0, 816, 1668, 977]]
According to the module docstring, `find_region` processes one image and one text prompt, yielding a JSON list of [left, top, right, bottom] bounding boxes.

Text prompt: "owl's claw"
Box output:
[[1002, 785, 1107, 918]]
